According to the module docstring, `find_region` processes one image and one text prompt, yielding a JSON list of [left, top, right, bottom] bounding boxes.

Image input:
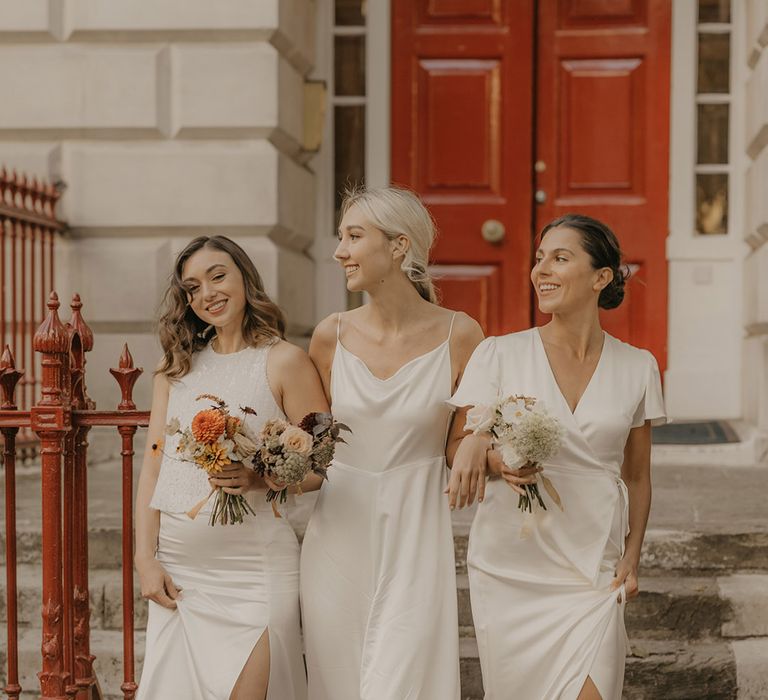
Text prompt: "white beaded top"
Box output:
[[150, 340, 284, 513]]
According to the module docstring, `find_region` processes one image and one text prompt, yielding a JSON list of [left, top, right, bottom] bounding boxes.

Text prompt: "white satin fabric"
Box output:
[[449, 329, 665, 700], [300, 314, 461, 700], [138, 342, 307, 700]]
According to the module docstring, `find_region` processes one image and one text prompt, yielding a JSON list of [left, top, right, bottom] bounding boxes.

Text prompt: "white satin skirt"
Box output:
[[469, 482, 629, 700], [300, 459, 461, 700], [137, 499, 307, 700]]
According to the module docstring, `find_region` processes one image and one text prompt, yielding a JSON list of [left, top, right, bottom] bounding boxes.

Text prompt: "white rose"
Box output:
[[464, 404, 496, 434], [500, 398, 528, 425]]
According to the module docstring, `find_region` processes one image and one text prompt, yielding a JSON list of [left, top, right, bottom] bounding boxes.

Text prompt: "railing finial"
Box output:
[[0, 345, 24, 410], [69, 293, 94, 353], [33, 292, 69, 355], [110, 344, 143, 411]]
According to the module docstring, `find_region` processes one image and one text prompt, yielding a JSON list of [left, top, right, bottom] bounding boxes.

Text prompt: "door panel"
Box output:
[[391, 0, 670, 363], [535, 0, 671, 368], [392, 0, 534, 335]]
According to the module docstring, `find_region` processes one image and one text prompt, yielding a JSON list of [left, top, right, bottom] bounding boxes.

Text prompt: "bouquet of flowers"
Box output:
[[251, 411, 350, 504], [465, 395, 564, 513], [166, 394, 260, 526]]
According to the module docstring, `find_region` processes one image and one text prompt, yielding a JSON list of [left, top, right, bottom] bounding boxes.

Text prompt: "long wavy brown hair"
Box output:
[[156, 236, 286, 379]]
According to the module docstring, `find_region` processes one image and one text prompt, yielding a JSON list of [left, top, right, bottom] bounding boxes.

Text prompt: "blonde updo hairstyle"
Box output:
[[340, 185, 438, 303]]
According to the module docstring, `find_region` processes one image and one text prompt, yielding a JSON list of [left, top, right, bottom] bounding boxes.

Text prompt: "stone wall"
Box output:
[[744, 0, 768, 458], [0, 0, 316, 410]]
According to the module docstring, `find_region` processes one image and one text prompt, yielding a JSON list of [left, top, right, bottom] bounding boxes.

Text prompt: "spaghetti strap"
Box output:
[[447, 312, 458, 342], [336, 312, 342, 342]]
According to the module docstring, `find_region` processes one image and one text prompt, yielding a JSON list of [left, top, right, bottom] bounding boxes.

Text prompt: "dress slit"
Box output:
[[229, 627, 271, 700]]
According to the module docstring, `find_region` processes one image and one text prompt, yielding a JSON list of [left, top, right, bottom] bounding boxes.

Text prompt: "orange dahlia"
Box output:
[[191, 409, 226, 443]]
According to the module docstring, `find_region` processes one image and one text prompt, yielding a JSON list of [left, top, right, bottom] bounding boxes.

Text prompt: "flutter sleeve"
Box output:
[[447, 336, 501, 409], [631, 351, 667, 428]]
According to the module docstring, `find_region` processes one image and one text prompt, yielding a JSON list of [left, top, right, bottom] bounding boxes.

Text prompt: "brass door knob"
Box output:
[[481, 219, 505, 244]]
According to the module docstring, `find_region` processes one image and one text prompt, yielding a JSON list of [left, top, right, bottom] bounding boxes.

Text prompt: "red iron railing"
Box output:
[[0, 292, 149, 700], [0, 168, 64, 454]]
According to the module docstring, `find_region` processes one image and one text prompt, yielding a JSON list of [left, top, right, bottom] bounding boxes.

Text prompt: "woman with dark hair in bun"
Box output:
[[447, 214, 665, 700]]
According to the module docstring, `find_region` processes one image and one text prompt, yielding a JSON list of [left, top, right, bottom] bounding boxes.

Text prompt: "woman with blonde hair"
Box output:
[[300, 186, 484, 699], [135, 235, 328, 700]]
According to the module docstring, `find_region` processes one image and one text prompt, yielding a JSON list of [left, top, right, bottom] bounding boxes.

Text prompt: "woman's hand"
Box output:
[[493, 451, 541, 496], [446, 434, 489, 510], [136, 557, 181, 610], [208, 461, 261, 494], [610, 555, 639, 602]]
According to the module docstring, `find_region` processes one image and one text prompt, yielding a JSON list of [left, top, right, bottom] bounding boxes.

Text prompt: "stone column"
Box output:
[[744, 0, 768, 460]]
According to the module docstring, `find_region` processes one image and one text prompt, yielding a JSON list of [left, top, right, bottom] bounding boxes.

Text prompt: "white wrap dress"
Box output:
[[449, 328, 665, 700], [300, 314, 461, 700], [138, 342, 307, 700]]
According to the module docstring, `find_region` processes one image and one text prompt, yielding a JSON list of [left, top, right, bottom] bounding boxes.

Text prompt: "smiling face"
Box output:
[[531, 225, 613, 315], [334, 203, 406, 293], [181, 247, 247, 331]]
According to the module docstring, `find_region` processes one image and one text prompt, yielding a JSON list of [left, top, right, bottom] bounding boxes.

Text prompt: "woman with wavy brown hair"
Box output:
[[135, 235, 327, 700]]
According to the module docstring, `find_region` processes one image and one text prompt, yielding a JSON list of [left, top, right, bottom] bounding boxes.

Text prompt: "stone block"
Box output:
[[744, 245, 768, 328], [173, 43, 303, 143], [66, 0, 279, 34], [732, 638, 768, 700], [665, 259, 742, 419], [0, 143, 58, 182], [0, 0, 52, 35], [278, 153, 315, 247], [742, 336, 768, 432], [746, 150, 768, 240], [276, 0, 316, 74], [0, 46, 164, 133], [58, 141, 280, 228], [277, 246, 315, 332], [67, 237, 174, 323], [718, 574, 768, 637], [746, 50, 768, 159], [747, 0, 768, 56]]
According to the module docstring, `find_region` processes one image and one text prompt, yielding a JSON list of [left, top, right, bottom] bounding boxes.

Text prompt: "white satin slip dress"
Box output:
[[300, 313, 461, 700]]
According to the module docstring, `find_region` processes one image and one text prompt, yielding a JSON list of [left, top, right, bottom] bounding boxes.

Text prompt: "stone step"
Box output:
[[454, 529, 768, 576], [2, 626, 765, 699], [457, 572, 768, 641], [0, 627, 146, 700], [459, 637, 739, 700], [5, 526, 768, 574], [4, 563, 767, 642], [0, 565, 148, 631]]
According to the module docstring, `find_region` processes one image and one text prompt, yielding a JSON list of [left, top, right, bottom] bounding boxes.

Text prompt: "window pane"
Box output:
[[696, 173, 728, 234], [334, 105, 366, 216], [698, 0, 730, 23], [697, 33, 730, 93], [697, 103, 729, 164], [336, 0, 365, 26], [334, 36, 366, 96]]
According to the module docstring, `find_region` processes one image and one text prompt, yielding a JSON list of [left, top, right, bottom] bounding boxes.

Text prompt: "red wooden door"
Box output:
[[534, 0, 671, 369], [391, 0, 535, 335]]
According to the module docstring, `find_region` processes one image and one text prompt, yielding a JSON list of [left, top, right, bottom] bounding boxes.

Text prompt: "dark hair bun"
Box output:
[[599, 265, 628, 310]]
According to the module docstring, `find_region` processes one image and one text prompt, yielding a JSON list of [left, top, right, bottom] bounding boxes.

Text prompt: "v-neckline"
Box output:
[[534, 327, 608, 416], [337, 338, 449, 383]]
